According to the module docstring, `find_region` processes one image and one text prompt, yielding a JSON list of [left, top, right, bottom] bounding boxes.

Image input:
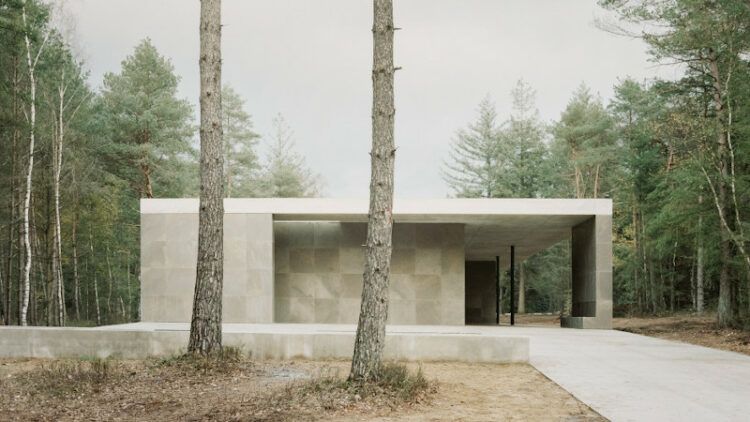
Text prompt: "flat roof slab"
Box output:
[[142, 198, 611, 261], [141, 198, 612, 220]]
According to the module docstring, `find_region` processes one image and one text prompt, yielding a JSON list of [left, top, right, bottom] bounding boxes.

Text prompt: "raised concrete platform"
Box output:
[[0, 323, 529, 363]]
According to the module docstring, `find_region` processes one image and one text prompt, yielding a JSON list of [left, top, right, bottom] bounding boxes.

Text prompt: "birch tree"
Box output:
[[189, 0, 224, 356], [19, 0, 50, 326], [350, 0, 396, 382]]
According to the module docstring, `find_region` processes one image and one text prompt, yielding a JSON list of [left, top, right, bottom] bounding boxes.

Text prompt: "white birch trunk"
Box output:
[[20, 1, 48, 326], [52, 71, 66, 326]]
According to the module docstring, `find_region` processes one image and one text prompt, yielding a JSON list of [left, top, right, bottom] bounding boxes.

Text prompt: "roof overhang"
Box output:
[[141, 198, 612, 262]]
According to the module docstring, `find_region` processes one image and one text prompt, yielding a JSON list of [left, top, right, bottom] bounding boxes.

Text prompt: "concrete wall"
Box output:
[[274, 222, 465, 325], [465, 261, 497, 324], [0, 325, 529, 363], [141, 213, 274, 323], [563, 215, 612, 329]]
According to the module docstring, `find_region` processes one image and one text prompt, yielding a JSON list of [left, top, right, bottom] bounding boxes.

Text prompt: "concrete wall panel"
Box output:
[[274, 222, 465, 325], [141, 213, 274, 323]]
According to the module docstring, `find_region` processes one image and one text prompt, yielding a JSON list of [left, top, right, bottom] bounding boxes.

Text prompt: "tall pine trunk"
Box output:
[[188, 0, 224, 355], [707, 54, 734, 327], [350, 0, 396, 382]]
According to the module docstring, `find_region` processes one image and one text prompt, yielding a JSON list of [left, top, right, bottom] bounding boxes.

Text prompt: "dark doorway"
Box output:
[[464, 261, 497, 325]]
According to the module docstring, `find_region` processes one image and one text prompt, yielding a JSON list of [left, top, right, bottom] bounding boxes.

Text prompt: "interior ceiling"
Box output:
[[273, 212, 592, 264], [464, 215, 591, 263]]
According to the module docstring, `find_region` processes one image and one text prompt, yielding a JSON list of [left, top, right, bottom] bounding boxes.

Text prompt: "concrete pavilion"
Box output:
[[0, 198, 611, 362], [141, 198, 613, 329]]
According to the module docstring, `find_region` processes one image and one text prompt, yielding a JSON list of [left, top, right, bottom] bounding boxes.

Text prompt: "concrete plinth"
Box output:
[[0, 323, 529, 363]]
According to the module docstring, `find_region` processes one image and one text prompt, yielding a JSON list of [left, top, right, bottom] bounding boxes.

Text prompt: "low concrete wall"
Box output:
[[0, 325, 529, 363]]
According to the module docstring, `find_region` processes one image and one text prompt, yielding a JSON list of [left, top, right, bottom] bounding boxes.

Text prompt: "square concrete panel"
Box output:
[[224, 238, 247, 269], [340, 274, 364, 299], [287, 273, 318, 298], [338, 299, 362, 323], [273, 222, 291, 248], [415, 248, 442, 275], [247, 214, 274, 241], [247, 242, 273, 270], [223, 296, 248, 322], [416, 300, 441, 324], [393, 223, 416, 248], [141, 240, 167, 269], [285, 222, 314, 247], [141, 214, 169, 242], [390, 274, 416, 300], [389, 300, 417, 324], [163, 268, 196, 293], [314, 248, 340, 273], [340, 223, 367, 247], [340, 247, 365, 275], [164, 239, 198, 270], [416, 224, 442, 248], [314, 298, 339, 323], [414, 275, 441, 300], [275, 274, 293, 298], [274, 247, 290, 274], [245, 296, 273, 323], [289, 249, 315, 273], [441, 300, 465, 325], [315, 275, 341, 299], [224, 214, 248, 240], [441, 224, 464, 248], [314, 223, 341, 248], [391, 249, 416, 274], [441, 247, 465, 274]]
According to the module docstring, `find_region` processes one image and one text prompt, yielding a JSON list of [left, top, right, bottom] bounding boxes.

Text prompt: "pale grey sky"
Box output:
[[67, 0, 677, 198]]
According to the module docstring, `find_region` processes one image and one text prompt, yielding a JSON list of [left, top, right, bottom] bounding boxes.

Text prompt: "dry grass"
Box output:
[[0, 356, 600, 421], [238, 363, 434, 421], [19, 357, 119, 397]]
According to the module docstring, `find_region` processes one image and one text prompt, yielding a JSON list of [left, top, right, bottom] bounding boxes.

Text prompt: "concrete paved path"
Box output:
[[496, 326, 750, 422]]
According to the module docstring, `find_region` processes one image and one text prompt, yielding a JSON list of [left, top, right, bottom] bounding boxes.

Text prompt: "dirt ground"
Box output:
[[0, 357, 602, 421], [502, 312, 750, 357], [613, 314, 750, 356]]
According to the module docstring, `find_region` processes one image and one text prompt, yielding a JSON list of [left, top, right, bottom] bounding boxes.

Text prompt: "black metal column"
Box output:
[[495, 255, 500, 325], [510, 245, 515, 326]]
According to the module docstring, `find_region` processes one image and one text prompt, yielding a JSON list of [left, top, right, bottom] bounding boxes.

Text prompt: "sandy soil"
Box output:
[[613, 314, 750, 356], [0, 358, 602, 421]]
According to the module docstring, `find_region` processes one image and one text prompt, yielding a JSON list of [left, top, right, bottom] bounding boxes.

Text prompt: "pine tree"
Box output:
[[98, 38, 195, 199], [350, 0, 396, 382], [259, 114, 321, 197], [222, 85, 261, 198], [189, 0, 224, 356], [443, 97, 504, 198]]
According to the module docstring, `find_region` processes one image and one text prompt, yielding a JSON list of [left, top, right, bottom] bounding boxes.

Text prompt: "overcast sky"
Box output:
[[66, 0, 678, 198]]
